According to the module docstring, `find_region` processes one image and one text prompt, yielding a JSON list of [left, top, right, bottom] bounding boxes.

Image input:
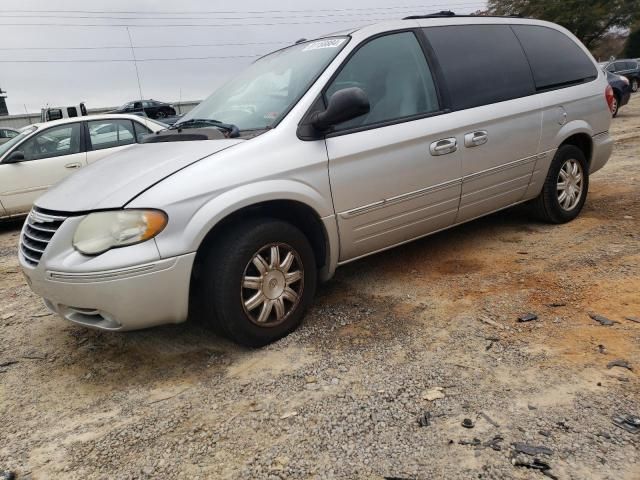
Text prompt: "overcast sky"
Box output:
[[0, 0, 487, 114]]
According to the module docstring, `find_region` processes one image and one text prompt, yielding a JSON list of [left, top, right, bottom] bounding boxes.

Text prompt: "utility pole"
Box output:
[[0, 87, 8, 116], [126, 27, 144, 108]]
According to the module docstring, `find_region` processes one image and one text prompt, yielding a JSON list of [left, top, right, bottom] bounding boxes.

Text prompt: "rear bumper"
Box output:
[[620, 90, 631, 108], [21, 252, 196, 331], [590, 131, 614, 175]]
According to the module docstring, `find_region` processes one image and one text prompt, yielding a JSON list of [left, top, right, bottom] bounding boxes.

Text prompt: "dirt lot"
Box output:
[[1, 96, 639, 480]]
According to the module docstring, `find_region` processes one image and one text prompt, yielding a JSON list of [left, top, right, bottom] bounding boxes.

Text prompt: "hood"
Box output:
[[36, 140, 243, 212]]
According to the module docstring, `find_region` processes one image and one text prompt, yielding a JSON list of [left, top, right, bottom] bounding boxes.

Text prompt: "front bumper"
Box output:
[[21, 253, 195, 331], [19, 213, 196, 331]]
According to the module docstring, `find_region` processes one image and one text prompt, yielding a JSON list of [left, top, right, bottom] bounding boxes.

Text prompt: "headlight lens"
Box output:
[[73, 210, 167, 255]]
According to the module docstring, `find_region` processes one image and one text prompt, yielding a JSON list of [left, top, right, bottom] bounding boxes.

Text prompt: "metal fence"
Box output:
[[0, 101, 201, 129]]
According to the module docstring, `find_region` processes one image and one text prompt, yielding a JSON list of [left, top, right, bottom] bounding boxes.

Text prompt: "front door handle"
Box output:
[[430, 137, 457, 156], [464, 131, 488, 147], [64, 162, 82, 169]]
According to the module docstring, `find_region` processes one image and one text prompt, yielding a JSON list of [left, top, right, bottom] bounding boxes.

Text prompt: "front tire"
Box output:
[[531, 145, 589, 224], [198, 218, 317, 347], [632, 78, 639, 93]]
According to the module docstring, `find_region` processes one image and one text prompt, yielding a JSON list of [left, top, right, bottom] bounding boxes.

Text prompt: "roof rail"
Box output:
[[403, 10, 456, 20]]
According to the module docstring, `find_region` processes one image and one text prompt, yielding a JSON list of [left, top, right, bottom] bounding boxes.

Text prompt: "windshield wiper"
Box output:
[[170, 118, 240, 138]]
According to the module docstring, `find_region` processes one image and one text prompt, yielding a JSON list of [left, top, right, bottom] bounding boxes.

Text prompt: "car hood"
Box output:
[[36, 140, 243, 212]]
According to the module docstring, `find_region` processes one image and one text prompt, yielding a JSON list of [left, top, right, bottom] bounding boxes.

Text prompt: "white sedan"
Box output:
[[0, 114, 165, 219]]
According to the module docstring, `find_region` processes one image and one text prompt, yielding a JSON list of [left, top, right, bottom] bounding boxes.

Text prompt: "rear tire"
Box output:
[[530, 145, 589, 224], [197, 218, 317, 347]]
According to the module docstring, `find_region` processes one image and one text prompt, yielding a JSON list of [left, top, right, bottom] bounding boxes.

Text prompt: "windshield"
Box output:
[[0, 126, 37, 158], [180, 37, 349, 131]]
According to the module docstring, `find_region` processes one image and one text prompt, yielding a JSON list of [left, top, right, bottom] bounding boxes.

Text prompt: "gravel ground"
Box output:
[[1, 96, 639, 480]]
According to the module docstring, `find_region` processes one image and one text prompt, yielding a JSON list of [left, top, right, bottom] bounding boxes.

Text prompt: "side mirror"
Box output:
[[3, 151, 25, 164], [311, 87, 370, 131]]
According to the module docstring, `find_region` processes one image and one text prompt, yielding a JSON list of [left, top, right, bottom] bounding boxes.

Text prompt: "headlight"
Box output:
[[73, 210, 167, 255]]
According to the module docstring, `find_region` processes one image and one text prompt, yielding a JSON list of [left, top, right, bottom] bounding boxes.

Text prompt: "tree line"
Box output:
[[486, 0, 640, 58]]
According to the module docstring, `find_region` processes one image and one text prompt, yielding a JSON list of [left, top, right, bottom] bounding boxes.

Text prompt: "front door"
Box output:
[[325, 31, 463, 261], [0, 122, 86, 215]]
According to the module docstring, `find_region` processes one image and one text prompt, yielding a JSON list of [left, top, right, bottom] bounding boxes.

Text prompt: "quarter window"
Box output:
[[88, 119, 137, 150], [325, 32, 439, 130], [133, 121, 152, 141], [20, 123, 82, 161], [511, 25, 597, 90], [424, 25, 535, 110]]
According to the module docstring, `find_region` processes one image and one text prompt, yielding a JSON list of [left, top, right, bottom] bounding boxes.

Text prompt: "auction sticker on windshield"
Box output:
[[302, 38, 346, 51]]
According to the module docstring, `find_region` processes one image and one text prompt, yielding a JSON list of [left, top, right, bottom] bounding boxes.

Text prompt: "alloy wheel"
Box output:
[[241, 243, 304, 327], [557, 158, 584, 211]]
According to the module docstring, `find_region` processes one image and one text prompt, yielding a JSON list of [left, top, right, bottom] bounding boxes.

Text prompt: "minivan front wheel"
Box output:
[[531, 145, 589, 224], [199, 218, 317, 347]]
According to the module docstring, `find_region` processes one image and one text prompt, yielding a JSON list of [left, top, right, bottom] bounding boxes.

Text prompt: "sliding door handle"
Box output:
[[430, 137, 457, 156], [464, 131, 488, 147]]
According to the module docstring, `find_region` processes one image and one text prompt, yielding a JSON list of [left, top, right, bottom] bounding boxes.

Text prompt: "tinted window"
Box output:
[[512, 25, 597, 90], [606, 64, 615, 72], [20, 123, 81, 161], [67, 107, 78, 117], [6, 130, 18, 138], [88, 119, 136, 150], [425, 25, 534, 110], [326, 32, 439, 130], [47, 109, 63, 121]]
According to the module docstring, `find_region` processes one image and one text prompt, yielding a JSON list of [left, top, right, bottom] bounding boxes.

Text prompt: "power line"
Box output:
[[0, 17, 412, 28], [0, 6, 487, 21], [1, 3, 487, 15], [0, 41, 291, 51], [0, 55, 264, 63]]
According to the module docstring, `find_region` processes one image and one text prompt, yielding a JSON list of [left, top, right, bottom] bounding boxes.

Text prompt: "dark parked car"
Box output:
[[603, 59, 640, 92], [112, 100, 177, 119], [605, 70, 631, 117]]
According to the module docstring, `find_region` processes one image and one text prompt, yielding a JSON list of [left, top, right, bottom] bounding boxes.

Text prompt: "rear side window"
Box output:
[[424, 25, 535, 110], [511, 25, 597, 91]]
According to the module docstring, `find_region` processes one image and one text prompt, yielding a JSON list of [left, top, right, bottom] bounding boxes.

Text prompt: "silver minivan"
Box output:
[[19, 15, 614, 346]]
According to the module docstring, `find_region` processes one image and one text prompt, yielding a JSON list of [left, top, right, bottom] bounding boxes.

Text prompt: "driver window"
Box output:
[[20, 123, 82, 161], [325, 32, 439, 131]]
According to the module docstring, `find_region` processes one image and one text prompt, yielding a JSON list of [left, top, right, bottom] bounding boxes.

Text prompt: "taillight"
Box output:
[[605, 84, 615, 113]]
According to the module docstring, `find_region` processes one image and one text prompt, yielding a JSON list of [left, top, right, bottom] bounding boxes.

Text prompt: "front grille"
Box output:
[[20, 208, 69, 267]]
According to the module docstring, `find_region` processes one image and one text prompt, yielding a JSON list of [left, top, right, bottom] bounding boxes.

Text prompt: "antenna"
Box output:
[[126, 27, 145, 108]]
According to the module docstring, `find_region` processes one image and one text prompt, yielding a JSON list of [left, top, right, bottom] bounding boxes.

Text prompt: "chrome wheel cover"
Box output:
[[241, 243, 304, 327], [557, 158, 584, 211]]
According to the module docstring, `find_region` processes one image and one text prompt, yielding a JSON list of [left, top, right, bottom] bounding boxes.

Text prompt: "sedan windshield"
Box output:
[[0, 126, 37, 158], [180, 37, 349, 131]]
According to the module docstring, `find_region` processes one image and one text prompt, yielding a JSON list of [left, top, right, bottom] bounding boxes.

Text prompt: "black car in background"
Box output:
[[603, 59, 640, 92], [111, 99, 177, 119], [605, 70, 631, 117]]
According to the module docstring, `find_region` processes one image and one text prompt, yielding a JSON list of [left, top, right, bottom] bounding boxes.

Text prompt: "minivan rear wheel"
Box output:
[[198, 218, 317, 347], [531, 145, 589, 224]]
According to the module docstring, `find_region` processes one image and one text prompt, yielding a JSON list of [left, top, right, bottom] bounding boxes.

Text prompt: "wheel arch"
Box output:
[[554, 122, 594, 167]]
